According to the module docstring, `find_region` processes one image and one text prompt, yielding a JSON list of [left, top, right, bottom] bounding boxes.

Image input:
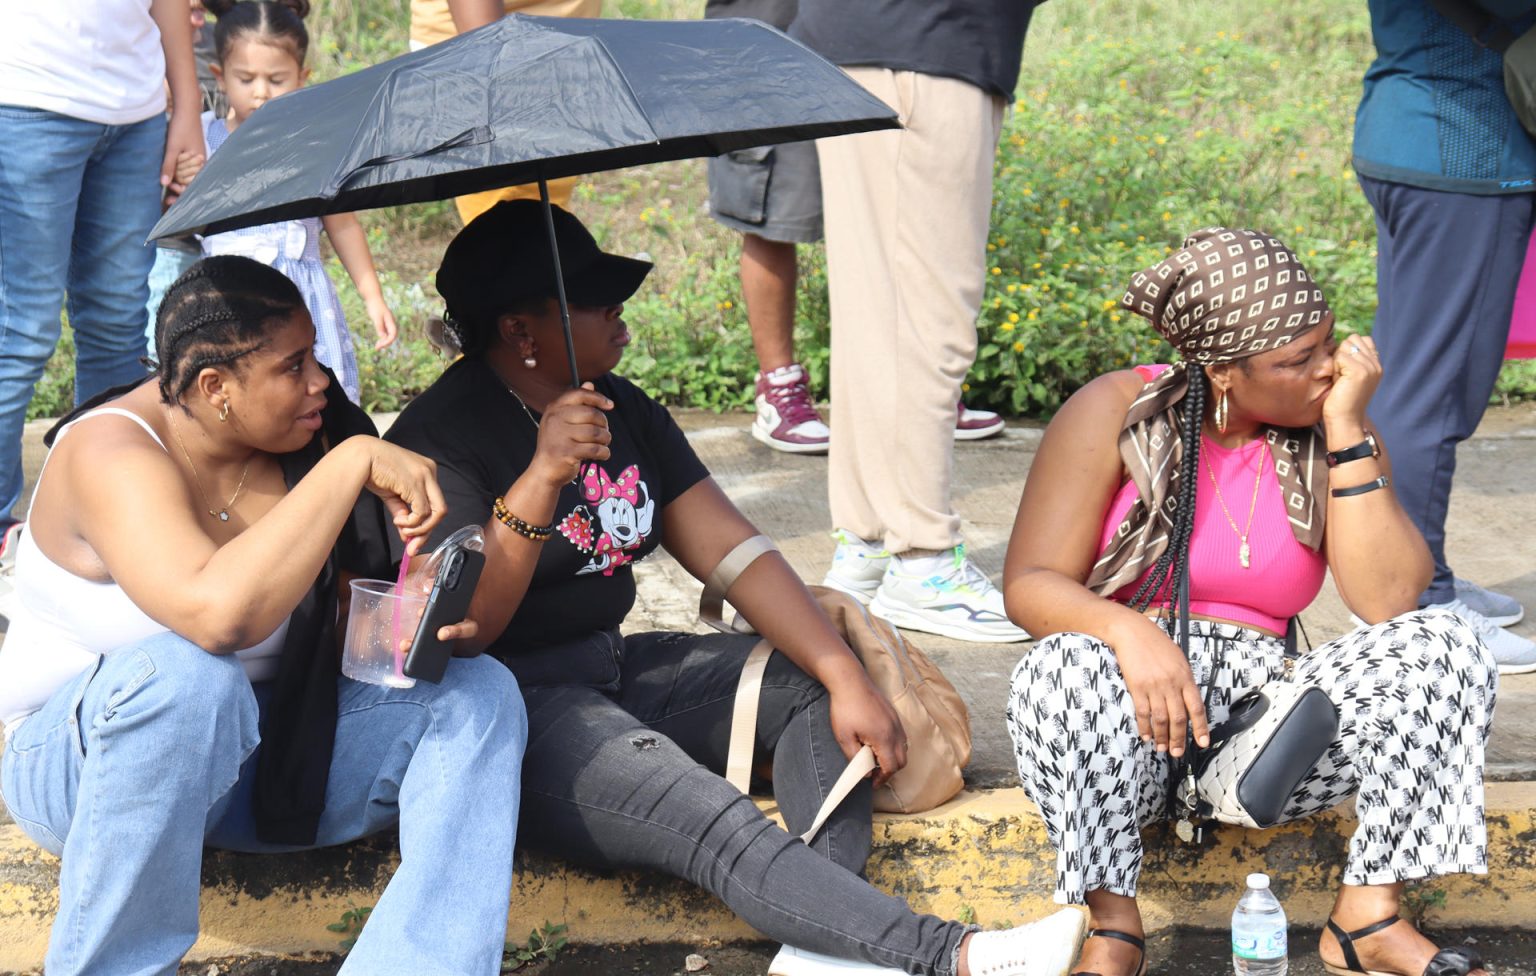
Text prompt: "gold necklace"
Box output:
[[1203, 439, 1268, 569], [167, 409, 251, 522]]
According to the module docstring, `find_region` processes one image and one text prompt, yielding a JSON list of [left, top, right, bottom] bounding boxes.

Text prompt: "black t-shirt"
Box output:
[[790, 0, 1037, 99], [384, 358, 710, 658], [704, 0, 797, 30]]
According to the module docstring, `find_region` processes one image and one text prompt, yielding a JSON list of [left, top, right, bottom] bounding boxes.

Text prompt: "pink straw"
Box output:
[[391, 552, 411, 680]]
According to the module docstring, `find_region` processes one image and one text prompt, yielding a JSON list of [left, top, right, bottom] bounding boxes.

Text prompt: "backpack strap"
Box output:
[[699, 533, 777, 633], [723, 639, 878, 846]]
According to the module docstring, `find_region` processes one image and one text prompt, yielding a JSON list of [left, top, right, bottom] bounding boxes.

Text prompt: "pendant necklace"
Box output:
[[168, 408, 251, 522], [505, 384, 583, 487], [1203, 439, 1267, 569]]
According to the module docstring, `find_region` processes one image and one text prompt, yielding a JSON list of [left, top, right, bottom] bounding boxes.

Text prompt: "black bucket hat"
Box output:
[[435, 200, 653, 324]]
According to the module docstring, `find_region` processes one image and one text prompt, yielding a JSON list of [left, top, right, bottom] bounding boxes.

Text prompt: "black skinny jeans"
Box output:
[[504, 629, 970, 976]]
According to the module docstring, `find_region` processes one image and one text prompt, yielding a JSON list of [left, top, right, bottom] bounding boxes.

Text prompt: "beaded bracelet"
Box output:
[[493, 496, 555, 542]]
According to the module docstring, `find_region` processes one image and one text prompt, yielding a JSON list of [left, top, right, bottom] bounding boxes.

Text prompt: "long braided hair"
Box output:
[[1124, 365, 1209, 620], [153, 256, 308, 406]]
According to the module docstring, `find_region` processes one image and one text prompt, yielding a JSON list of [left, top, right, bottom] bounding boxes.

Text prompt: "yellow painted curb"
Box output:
[[3, 784, 1533, 970]]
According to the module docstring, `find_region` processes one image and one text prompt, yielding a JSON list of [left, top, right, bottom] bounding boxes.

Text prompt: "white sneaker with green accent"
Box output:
[[870, 545, 1031, 643], [821, 529, 891, 605]]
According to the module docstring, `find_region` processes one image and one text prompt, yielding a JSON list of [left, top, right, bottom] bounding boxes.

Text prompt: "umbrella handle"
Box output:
[[538, 174, 583, 388]]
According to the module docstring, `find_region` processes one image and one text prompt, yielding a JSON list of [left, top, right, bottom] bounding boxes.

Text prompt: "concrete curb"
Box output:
[[3, 784, 1533, 969]]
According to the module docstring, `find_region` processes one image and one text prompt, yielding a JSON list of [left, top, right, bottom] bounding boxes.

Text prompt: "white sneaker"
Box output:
[[965, 907, 1089, 976], [767, 945, 907, 976], [1453, 577, 1524, 628], [821, 529, 890, 605], [870, 544, 1031, 643], [753, 363, 830, 455], [1430, 598, 1536, 675]]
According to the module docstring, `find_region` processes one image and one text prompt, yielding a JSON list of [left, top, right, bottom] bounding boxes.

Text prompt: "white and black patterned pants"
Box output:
[[1005, 609, 1496, 905]]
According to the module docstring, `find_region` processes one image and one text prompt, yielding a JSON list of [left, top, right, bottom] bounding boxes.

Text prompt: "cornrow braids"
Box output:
[[206, 0, 311, 65], [1127, 366, 1208, 618], [154, 256, 308, 406]]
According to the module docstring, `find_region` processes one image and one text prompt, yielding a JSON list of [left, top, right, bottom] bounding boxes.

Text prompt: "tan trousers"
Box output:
[[819, 68, 1005, 554]]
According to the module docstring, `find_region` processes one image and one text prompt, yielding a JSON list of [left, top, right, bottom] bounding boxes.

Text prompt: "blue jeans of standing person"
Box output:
[[509, 629, 975, 976], [0, 107, 163, 529], [1359, 174, 1536, 605], [0, 633, 527, 976]]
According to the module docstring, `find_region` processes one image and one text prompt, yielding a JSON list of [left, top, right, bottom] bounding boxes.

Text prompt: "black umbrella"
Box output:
[[151, 15, 899, 383]]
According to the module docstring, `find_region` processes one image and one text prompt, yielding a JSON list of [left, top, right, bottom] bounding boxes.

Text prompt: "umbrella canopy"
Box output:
[[151, 14, 898, 239]]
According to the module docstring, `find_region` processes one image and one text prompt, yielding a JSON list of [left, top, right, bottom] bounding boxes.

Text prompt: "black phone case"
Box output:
[[403, 547, 486, 684]]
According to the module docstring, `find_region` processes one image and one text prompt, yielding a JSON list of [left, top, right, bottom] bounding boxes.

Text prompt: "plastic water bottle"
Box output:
[[1231, 872, 1287, 976]]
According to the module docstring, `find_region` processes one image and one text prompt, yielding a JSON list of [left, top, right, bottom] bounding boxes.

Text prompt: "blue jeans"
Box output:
[[144, 245, 200, 359], [0, 633, 527, 976], [0, 106, 162, 527]]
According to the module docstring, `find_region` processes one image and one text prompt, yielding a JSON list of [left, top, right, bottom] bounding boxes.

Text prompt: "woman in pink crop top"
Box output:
[[1001, 229, 1495, 976]]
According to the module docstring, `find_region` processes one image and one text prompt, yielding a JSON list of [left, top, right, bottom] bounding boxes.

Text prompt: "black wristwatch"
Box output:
[[1326, 432, 1379, 468]]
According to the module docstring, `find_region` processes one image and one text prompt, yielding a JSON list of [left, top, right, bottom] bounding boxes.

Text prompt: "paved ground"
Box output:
[[165, 927, 1536, 976]]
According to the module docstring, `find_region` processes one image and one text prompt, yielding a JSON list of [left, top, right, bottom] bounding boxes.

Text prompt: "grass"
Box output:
[[29, 0, 1536, 419]]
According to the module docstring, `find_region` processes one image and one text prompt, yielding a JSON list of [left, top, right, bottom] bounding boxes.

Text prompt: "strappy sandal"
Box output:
[[1323, 915, 1485, 976], [1071, 929, 1147, 976]]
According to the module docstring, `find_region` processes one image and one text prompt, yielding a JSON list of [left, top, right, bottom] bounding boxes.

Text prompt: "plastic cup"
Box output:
[[342, 579, 427, 688]]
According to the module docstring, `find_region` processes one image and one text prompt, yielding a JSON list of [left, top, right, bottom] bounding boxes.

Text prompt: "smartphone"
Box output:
[[403, 543, 486, 683]]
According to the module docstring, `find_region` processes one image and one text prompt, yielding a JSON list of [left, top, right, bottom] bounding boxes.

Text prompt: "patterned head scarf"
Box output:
[[1086, 228, 1332, 598]]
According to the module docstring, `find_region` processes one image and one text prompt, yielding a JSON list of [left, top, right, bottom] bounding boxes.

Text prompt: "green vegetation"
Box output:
[[325, 902, 373, 952], [29, 0, 1536, 420], [502, 921, 569, 971]]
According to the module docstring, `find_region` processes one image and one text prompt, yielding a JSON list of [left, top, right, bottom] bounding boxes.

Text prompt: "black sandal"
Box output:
[[1323, 915, 1485, 976], [1071, 929, 1147, 976]]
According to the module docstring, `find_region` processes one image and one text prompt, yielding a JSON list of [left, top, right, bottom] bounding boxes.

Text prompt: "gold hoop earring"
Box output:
[[1215, 391, 1228, 434], [219, 399, 231, 423]]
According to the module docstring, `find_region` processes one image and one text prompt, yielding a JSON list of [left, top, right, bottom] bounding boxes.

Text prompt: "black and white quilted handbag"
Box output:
[[1192, 679, 1339, 829]]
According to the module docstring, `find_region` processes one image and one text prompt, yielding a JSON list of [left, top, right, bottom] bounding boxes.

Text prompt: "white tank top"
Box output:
[[0, 408, 288, 735]]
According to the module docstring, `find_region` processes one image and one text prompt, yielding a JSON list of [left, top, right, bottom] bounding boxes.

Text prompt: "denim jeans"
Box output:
[[144, 244, 200, 359], [0, 633, 527, 976], [508, 629, 970, 976], [0, 106, 162, 526]]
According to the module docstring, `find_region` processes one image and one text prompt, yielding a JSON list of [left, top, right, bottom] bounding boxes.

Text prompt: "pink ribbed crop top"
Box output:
[[1096, 365, 1327, 633]]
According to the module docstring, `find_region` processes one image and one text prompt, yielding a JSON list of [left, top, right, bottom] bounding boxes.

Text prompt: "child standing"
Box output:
[[196, 0, 397, 403]]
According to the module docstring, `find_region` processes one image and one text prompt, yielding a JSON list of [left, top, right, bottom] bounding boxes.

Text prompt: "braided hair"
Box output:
[[153, 256, 307, 406], [1125, 365, 1209, 618], [206, 0, 311, 65]]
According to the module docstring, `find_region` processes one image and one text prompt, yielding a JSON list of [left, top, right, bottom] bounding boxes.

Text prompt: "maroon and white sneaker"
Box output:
[[955, 401, 1005, 440], [753, 364, 830, 454]]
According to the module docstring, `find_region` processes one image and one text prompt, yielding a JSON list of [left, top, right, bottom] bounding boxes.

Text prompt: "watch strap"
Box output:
[[1326, 432, 1378, 467], [1331, 474, 1390, 498]]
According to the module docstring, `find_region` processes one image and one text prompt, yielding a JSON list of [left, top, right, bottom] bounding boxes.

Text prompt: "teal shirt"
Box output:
[[1354, 0, 1536, 194]]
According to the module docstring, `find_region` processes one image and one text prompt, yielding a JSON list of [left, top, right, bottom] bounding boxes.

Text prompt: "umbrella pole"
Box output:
[[538, 175, 582, 388]]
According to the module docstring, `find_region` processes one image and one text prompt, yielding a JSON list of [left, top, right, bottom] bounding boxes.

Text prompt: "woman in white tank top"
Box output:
[[0, 255, 527, 976]]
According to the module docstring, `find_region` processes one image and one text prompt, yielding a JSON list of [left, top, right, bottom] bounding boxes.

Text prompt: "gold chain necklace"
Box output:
[[1203, 439, 1268, 569], [167, 408, 251, 522]]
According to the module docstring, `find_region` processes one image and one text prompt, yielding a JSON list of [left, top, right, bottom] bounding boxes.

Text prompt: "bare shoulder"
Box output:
[[1045, 369, 1144, 442]]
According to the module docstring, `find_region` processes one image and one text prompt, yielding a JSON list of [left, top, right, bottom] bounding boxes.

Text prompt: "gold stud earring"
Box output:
[[1215, 391, 1228, 434]]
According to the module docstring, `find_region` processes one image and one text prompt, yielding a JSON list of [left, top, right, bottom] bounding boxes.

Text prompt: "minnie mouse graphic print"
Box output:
[[560, 463, 658, 576], [383, 358, 709, 657]]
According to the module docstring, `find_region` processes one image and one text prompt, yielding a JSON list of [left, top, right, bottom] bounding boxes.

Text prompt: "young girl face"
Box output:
[[213, 38, 309, 128]]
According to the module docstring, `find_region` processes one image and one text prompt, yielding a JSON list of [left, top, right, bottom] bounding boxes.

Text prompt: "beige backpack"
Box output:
[[700, 537, 972, 840]]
